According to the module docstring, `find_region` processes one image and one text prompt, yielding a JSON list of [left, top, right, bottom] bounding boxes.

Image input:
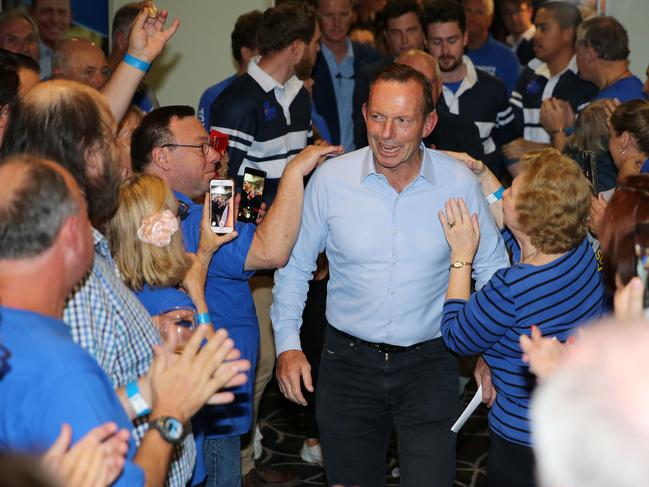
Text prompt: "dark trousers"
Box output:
[[487, 429, 537, 487], [300, 279, 328, 439], [316, 326, 459, 487]]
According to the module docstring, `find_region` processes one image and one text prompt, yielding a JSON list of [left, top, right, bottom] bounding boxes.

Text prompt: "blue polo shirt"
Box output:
[[0, 306, 144, 486], [594, 75, 647, 103], [174, 191, 258, 438], [466, 35, 520, 95]]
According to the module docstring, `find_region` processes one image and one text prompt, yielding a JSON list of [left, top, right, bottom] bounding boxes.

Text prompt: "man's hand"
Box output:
[[540, 98, 566, 133], [276, 350, 313, 406], [42, 423, 130, 487], [286, 144, 344, 178], [198, 193, 238, 260], [127, 7, 180, 64], [473, 356, 496, 407], [150, 326, 251, 421]]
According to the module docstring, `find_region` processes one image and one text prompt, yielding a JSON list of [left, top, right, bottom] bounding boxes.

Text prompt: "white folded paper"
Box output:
[[451, 384, 483, 433]]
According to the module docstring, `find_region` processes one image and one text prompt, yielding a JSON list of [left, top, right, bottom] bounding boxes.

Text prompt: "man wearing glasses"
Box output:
[[131, 105, 341, 487]]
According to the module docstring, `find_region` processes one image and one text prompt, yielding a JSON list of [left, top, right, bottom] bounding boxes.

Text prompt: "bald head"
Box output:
[[1, 80, 120, 226], [52, 38, 109, 89], [395, 49, 442, 104]]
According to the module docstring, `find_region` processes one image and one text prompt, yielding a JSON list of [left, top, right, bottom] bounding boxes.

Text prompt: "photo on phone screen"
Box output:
[[209, 179, 234, 233], [238, 168, 267, 223]]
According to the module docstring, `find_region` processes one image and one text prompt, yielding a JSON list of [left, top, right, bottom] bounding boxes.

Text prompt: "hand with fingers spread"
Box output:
[[42, 422, 130, 487], [276, 350, 313, 406], [150, 326, 251, 421], [520, 325, 569, 382], [438, 198, 480, 263], [127, 7, 180, 64], [285, 144, 344, 178]]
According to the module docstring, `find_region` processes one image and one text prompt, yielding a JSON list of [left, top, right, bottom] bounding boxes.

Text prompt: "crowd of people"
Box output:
[[0, 0, 648, 487]]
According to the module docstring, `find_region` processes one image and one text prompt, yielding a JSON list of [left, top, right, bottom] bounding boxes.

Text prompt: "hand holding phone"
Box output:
[[210, 179, 234, 234]]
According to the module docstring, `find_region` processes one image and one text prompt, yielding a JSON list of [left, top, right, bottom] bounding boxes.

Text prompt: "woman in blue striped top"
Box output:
[[438, 149, 605, 487]]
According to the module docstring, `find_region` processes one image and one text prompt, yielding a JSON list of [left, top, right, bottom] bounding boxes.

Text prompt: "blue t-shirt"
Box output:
[[466, 35, 520, 95], [174, 191, 259, 438], [0, 306, 144, 486], [444, 80, 463, 94], [594, 75, 647, 103]]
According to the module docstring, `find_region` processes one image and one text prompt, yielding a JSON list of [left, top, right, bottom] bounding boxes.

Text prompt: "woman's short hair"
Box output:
[[516, 149, 592, 254], [598, 175, 649, 293], [106, 174, 190, 291]]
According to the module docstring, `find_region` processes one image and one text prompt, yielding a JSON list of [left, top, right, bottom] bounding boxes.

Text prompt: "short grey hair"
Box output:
[[0, 155, 79, 259]]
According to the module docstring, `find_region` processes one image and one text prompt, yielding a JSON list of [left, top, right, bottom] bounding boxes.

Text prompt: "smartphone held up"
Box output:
[[210, 179, 235, 234], [238, 168, 266, 223]]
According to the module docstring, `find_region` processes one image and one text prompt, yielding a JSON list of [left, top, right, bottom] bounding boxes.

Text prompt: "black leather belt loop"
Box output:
[[329, 325, 430, 353]]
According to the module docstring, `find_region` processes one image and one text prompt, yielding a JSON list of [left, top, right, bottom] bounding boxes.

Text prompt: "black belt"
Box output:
[[329, 325, 431, 354]]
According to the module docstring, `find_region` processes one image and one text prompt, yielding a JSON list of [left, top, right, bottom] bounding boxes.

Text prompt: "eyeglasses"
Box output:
[[161, 143, 212, 156]]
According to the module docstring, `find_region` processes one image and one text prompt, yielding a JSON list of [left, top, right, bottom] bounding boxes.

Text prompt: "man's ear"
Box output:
[[0, 105, 10, 130], [362, 102, 368, 123], [422, 110, 438, 138], [150, 146, 171, 170], [84, 144, 104, 180], [290, 39, 306, 62], [463, 30, 469, 48]]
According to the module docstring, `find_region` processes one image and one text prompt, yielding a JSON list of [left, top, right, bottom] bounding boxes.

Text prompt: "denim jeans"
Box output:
[[316, 325, 459, 487], [203, 436, 241, 487]]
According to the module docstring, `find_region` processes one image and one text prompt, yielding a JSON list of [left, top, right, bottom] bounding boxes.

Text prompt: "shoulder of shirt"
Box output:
[[351, 41, 384, 64], [310, 147, 367, 181], [212, 74, 262, 107], [425, 149, 481, 183], [474, 68, 508, 91]]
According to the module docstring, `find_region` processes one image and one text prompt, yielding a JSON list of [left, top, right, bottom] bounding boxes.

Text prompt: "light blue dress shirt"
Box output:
[[321, 39, 355, 153], [271, 146, 509, 354]]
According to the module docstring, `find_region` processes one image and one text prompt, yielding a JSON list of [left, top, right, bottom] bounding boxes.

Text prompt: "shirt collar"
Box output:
[[462, 55, 478, 88], [507, 24, 536, 46], [360, 144, 435, 185], [247, 55, 303, 94], [321, 38, 354, 64], [532, 55, 578, 80], [92, 227, 110, 258]]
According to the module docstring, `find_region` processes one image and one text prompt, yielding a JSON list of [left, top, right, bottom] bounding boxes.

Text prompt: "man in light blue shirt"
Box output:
[[272, 63, 508, 486]]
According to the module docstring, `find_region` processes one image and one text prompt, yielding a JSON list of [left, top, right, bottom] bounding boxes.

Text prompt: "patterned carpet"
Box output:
[[257, 380, 489, 486]]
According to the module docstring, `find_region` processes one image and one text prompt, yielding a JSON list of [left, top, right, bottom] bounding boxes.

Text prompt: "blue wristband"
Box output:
[[486, 186, 505, 205], [126, 380, 152, 417], [197, 312, 211, 325], [123, 53, 151, 72]]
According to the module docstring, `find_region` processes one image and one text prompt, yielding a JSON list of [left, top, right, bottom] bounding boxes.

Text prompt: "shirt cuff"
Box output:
[[273, 321, 303, 357]]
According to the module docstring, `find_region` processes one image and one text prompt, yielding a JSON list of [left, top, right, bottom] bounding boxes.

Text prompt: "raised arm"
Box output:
[[101, 9, 180, 122], [244, 144, 343, 271]]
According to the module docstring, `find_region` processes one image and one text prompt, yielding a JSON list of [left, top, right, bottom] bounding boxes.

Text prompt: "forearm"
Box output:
[[245, 166, 304, 270], [101, 59, 146, 123], [549, 130, 567, 151], [478, 171, 505, 229], [134, 424, 174, 487], [445, 267, 473, 301]]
